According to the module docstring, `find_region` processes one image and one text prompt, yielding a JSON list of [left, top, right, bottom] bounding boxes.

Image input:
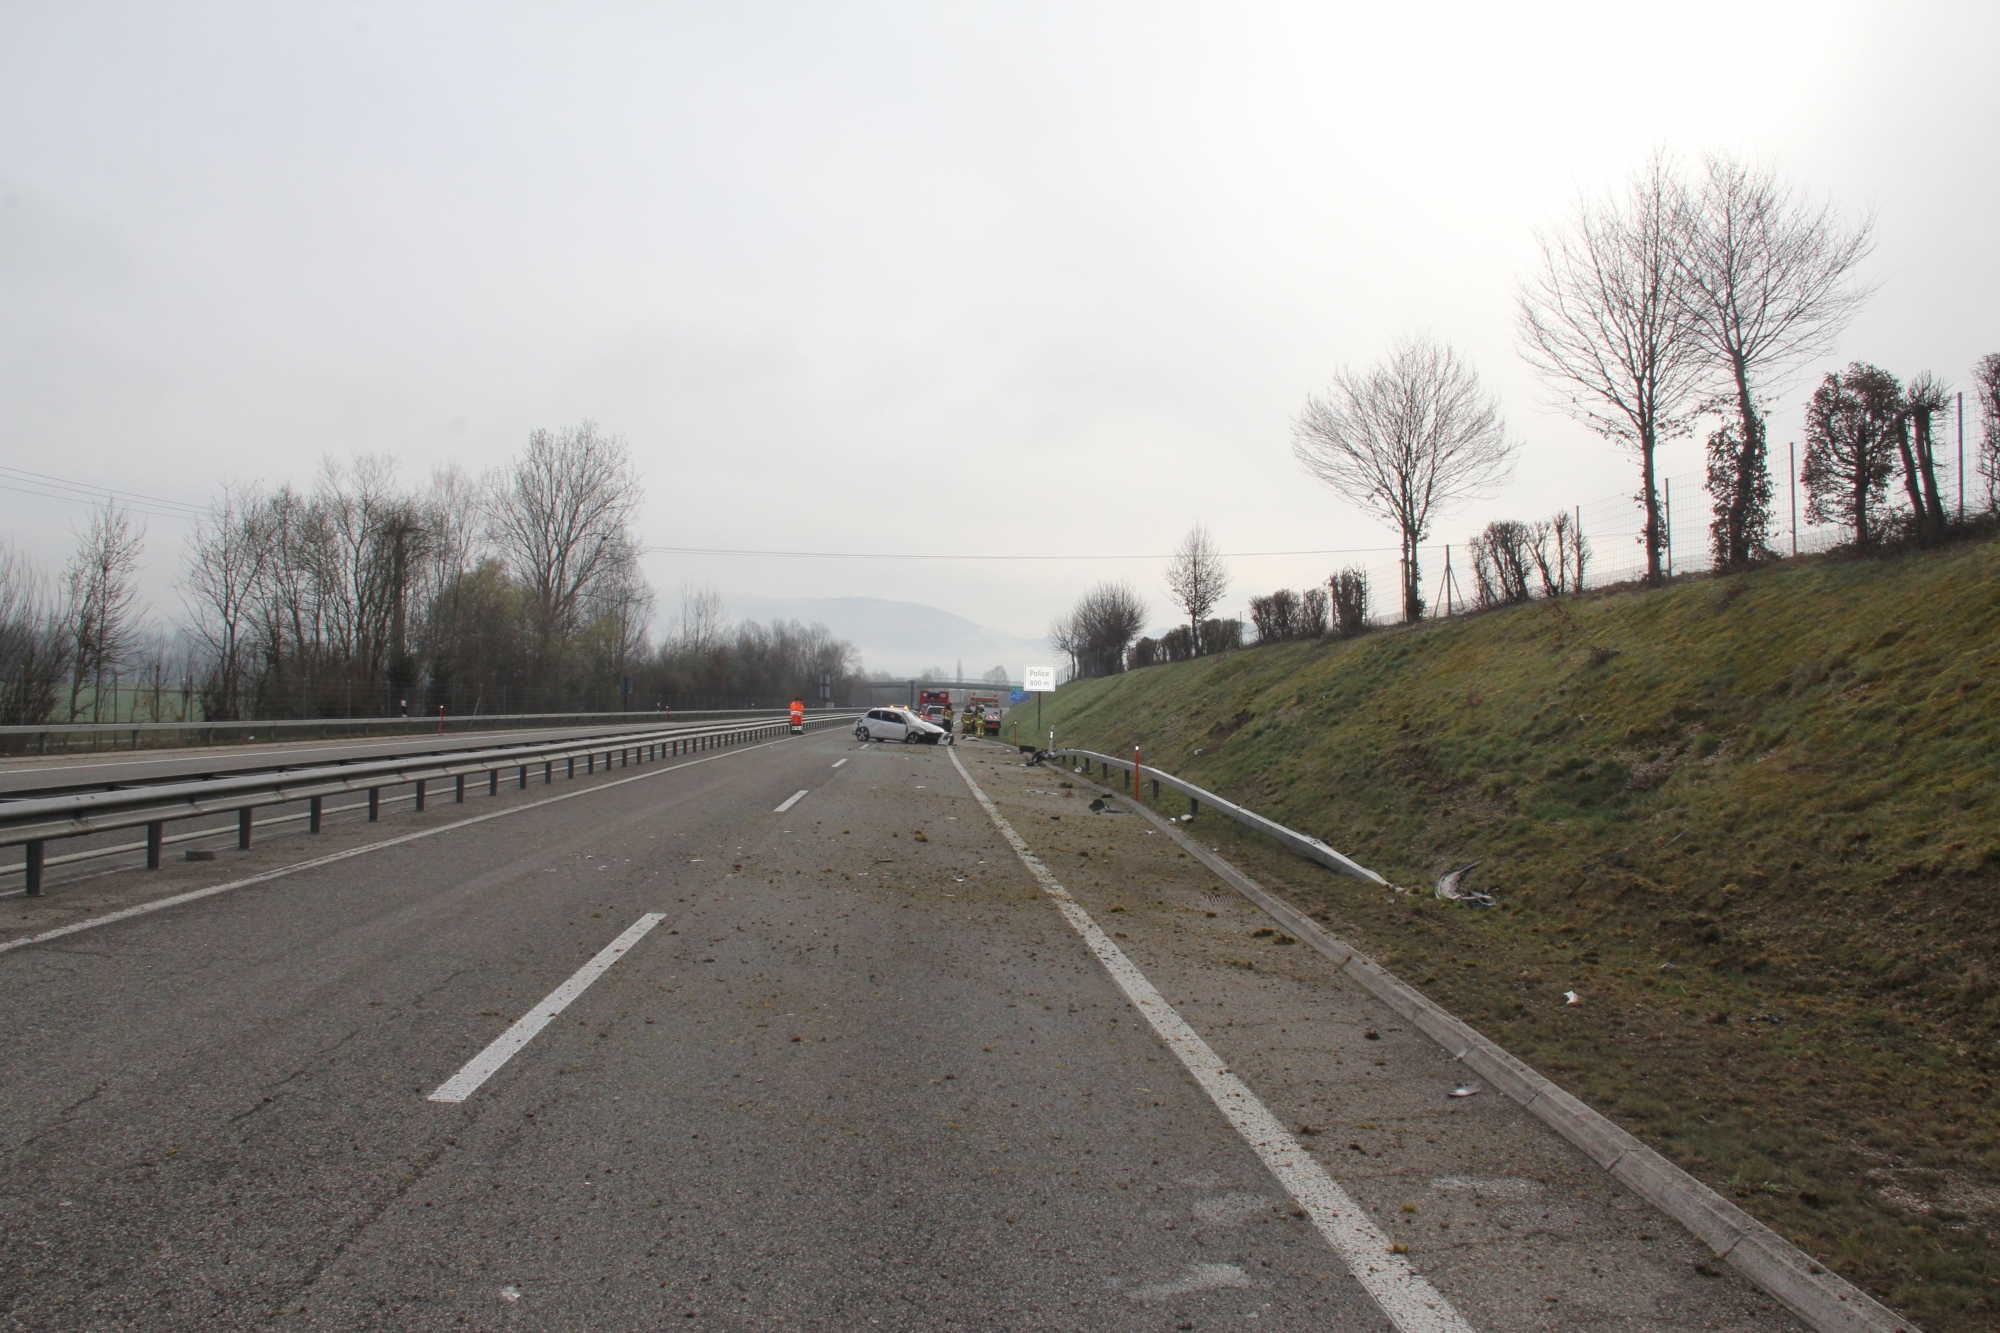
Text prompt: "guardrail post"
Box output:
[[587, 753, 595, 774], [543, 760, 552, 784], [24, 841, 43, 896], [1151, 778, 1160, 800], [414, 779, 427, 813], [488, 770, 499, 796], [454, 775, 465, 803], [518, 765, 527, 790], [310, 796, 323, 832], [238, 808, 253, 849], [1188, 795, 1199, 819], [368, 788, 380, 821], [567, 756, 575, 778]]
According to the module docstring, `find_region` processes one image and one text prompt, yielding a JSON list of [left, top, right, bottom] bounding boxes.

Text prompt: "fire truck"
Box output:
[[917, 688, 953, 726], [966, 691, 1004, 737]]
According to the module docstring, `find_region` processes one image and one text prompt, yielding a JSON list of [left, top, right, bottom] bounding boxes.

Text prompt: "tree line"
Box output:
[[1047, 149, 1998, 673], [0, 422, 865, 727]]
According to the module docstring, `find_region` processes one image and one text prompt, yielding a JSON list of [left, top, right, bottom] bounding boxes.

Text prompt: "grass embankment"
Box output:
[[1026, 540, 2000, 1329]]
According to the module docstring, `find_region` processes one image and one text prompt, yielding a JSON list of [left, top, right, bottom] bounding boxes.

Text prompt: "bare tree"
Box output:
[[1299, 586, 1329, 638], [1066, 581, 1147, 677], [1518, 151, 1703, 584], [1675, 154, 1875, 567], [1163, 524, 1228, 653], [66, 501, 146, 721], [1901, 373, 1952, 540], [1800, 363, 1900, 548], [486, 421, 645, 686], [0, 540, 73, 726], [669, 583, 729, 659], [1975, 353, 2000, 514], [981, 664, 1010, 685], [182, 484, 274, 720], [1328, 568, 1371, 638], [1470, 520, 1534, 607], [1293, 337, 1515, 621]]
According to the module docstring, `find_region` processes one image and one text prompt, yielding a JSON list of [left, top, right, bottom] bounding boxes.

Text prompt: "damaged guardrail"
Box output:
[[1048, 747, 1389, 887], [3, 713, 858, 896]]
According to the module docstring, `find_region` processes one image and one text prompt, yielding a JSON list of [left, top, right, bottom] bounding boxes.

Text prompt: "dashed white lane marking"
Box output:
[[0, 740, 777, 959], [830, 758, 849, 768], [774, 789, 809, 813], [427, 913, 665, 1103], [947, 748, 1476, 1333]]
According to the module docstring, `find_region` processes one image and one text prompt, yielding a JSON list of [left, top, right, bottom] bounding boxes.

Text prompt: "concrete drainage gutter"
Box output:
[[1049, 746, 1917, 1333]]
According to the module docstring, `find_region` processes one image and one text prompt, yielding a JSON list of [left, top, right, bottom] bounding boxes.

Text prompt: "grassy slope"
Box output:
[[1027, 540, 2000, 1329]]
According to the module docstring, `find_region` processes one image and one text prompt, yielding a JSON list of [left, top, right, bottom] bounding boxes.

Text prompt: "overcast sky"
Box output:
[[3, 2, 1994, 653]]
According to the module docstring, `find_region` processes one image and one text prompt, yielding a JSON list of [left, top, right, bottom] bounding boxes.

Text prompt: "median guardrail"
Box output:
[[0, 706, 806, 755], [3, 713, 858, 895]]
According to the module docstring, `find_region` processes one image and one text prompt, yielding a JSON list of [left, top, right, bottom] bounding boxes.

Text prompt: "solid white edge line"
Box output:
[[774, 789, 809, 813], [0, 737, 785, 958], [427, 912, 666, 1104], [947, 747, 1476, 1333]]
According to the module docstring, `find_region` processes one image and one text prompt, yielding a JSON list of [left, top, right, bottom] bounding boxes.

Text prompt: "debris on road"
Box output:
[[1448, 1085, 1481, 1098], [1563, 990, 1582, 1005]]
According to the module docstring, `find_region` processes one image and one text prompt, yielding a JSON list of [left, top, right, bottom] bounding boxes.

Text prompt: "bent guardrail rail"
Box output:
[[2, 713, 858, 895], [1050, 747, 1388, 886]]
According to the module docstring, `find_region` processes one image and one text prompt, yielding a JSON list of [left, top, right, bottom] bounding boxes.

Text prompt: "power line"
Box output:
[[635, 542, 1408, 561], [0, 465, 208, 521]]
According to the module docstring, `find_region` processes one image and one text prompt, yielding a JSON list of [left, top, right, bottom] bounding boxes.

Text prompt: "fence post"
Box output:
[[238, 808, 253, 849], [25, 840, 43, 896], [146, 821, 164, 869], [310, 796, 323, 832], [367, 789, 380, 821]]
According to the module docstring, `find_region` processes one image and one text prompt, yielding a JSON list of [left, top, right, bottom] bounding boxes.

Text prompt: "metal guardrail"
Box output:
[[1048, 747, 1388, 887], [0, 706, 816, 753], [3, 713, 858, 896]]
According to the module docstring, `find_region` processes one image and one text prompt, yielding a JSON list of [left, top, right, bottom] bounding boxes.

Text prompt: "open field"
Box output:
[[1024, 538, 2000, 1330]]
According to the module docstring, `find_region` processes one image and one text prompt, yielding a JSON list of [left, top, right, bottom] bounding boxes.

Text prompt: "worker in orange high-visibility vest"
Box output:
[[789, 700, 805, 733]]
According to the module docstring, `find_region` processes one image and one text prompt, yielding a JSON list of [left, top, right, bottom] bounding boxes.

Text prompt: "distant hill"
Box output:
[[720, 595, 1048, 680]]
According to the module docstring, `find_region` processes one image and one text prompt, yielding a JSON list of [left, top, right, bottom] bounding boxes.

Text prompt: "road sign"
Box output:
[[1022, 665, 1056, 693]]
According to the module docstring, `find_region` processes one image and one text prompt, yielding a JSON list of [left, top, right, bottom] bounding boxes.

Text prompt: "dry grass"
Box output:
[[1035, 538, 2000, 1329]]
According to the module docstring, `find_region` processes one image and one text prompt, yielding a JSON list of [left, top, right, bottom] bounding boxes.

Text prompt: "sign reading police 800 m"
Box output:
[[1022, 665, 1056, 693]]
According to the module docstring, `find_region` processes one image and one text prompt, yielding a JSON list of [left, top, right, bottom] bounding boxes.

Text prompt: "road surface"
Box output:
[[0, 731, 1805, 1331]]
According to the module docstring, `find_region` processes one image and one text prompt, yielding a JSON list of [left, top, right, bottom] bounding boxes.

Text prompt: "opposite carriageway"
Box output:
[[1, 714, 860, 896]]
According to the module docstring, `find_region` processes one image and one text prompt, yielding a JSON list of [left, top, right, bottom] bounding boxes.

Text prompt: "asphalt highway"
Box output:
[[0, 731, 1807, 1331], [0, 718, 786, 798]]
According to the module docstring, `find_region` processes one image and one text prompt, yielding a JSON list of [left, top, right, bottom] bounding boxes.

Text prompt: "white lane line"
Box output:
[[830, 758, 849, 769], [774, 789, 809, 813], [427, 913, 665, 1104], [947, 748, 1475, 1333], [0, 739, 780, 959]]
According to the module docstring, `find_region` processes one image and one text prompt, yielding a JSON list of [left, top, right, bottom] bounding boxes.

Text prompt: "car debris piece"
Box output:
[[1563, 990, 1582, 1005], [1433, 861, 1497, 906], [1448, 1085, 1481, 1098]]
